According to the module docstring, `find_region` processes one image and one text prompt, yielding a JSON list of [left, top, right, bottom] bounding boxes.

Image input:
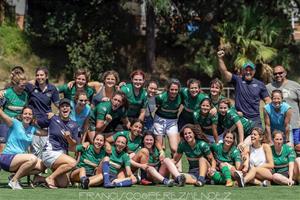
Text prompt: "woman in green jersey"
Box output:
[[210, 130, 242, 187], [70, 133, 114, 189], [173, 124, 216, 187], [130, 131, 186, 186], [193, 98, 219, 143], [271, 130, 299, 186]]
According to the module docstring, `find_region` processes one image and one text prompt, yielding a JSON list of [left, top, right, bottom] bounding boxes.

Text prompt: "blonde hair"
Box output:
[[11, 73, 26, 86]]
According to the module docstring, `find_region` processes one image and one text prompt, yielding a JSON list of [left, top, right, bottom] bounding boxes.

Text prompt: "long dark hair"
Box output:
[[180, 124, 209, 143]]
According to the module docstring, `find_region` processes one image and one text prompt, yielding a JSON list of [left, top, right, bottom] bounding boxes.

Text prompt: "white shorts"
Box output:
[[153, 115, 178, 136], [41, 143, 65, 168]]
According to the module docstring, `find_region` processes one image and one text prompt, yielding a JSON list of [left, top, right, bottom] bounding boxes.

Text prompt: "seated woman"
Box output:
[[218, 98, 254, 146], [173, 124, 217, 186], [0, 107, 47, 189], [70, 91, 91, 142], [41, 98, 79, 189], [193, 98, 219, 143], [89, 91, 130, 141], [235, 127, 274, 187], [264, 90, 292, 144], [130, 131, 185, 186], [271, 130, 299, 186], [70, 133, 114, 189], [210, 130, 242, 187], [106, 119, 143, 155], [108, 135, 137, 187]]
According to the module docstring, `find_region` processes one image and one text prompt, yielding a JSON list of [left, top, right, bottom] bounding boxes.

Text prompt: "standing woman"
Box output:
[[0, 73, 28, 153], [209, 78, 225, 109], [193, 98, 219, 143], [210, 131, 242, 186], [218, 99, 254, 146], [120, 69, 148, 122], [178, 79, 208, 130], [173, 124, 216, 186], [89, 91, 130, 141], [70, 91, 91, 142], [41, 98, 79, 189], [264, 90, 292, 144], [271, 130, 299, 186], [58, 69, 95, 102], [0, 107, 47, 189], [25, 67, 60, 157], [144, 80, 158, 131], [235, 127, 274, 187], [91, 70, 119, 106], [153, 79, 182, 160]]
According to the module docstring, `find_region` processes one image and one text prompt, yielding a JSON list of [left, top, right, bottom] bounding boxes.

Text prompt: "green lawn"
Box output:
[[0, 170, 299, 200]]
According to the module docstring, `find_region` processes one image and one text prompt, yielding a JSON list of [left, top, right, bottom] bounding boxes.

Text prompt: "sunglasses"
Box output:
[[78, 99, 88, 103], [273, 71, 284, 76]]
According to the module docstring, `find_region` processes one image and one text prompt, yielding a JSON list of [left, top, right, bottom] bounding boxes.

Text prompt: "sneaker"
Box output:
[[80, 177, 90, 190], [262, 180, 270, 187], [234, 171, 245, 188], [163, 179, 174, 187], [175, 174, 186, 187], [8, 180, 23, 190], [140, 179, 153, 185], [194, 180, 204, 187], [225, 180, 234, 187]]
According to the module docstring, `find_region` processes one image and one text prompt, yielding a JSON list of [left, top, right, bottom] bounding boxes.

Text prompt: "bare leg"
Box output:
[[10, 154, 38, 181], [162, 158, 180, 177], [272, 173, 290, 185], [168, 133, 181, 171], [89, 174, 103, 186], [46, 154, 77, 188]]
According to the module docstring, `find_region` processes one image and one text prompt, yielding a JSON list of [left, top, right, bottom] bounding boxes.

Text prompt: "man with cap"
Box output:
[[217, 49, 271, 129], [266, 65, 300, 145]]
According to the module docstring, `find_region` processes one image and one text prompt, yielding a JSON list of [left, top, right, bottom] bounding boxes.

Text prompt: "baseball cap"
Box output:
[[242, 61, 255, 70], [59, 98, 71, 107]]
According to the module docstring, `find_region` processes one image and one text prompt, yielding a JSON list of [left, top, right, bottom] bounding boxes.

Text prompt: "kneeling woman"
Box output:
[[41, 98, 79, 189], [173, 124, 216, 186], [131, 131, 186, 186], [210, 131, 242, 186], [106, 119, 143, 155], [0, 107, 47, 189], [108, 135, 136, 187], [70, 133, 114, 189], [271, 130, 299, 186]]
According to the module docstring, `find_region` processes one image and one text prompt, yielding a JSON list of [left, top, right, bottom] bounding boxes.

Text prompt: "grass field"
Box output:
[[0, 169, 299, 200]]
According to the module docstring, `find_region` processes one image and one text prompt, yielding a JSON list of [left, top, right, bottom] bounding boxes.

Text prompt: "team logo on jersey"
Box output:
[[46, 92, 52, 98], [34, 89, 39, 93], [252, 84, 258, 87]]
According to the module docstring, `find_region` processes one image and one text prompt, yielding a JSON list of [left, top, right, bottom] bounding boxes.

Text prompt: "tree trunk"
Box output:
[[146, 2, 155, 73], [0, 0, 4, 25]]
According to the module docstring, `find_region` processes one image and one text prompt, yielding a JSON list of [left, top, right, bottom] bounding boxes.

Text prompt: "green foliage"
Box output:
[[66, 30, 115, 80], [0, 24, 31, 56]]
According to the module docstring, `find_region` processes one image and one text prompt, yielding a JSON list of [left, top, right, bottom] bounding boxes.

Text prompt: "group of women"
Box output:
[[0, 66, 299, 190]]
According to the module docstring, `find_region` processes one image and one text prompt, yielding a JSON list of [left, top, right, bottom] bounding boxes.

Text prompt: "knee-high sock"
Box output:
[[115, 179, 132, 187], [221, 166, 231, 181], [102, 161, 111, 185]]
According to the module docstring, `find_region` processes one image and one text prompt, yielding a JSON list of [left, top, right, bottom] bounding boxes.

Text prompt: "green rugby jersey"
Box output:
[[179, 88, 208, 122], [210, 142, 241, 165], [271, 144, 296, 173], [155, 91, 181, 119], [121, 83, 148, 118], [177, 139, 211, 169], [76, 144, 106, 175], [3, 87, 28, 118], [57, 84, 95, 101], [193, 111, 218, 136], [109, 146, 131, 174], [113, 130, 142, 153]]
